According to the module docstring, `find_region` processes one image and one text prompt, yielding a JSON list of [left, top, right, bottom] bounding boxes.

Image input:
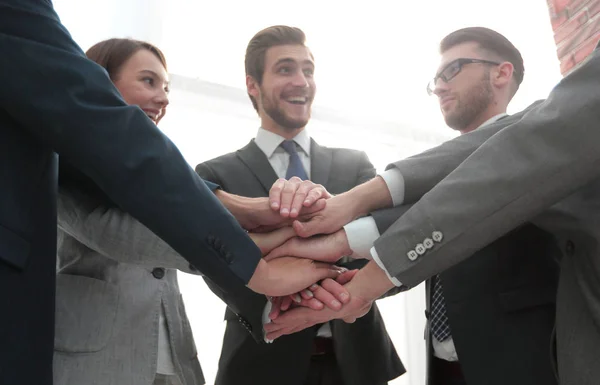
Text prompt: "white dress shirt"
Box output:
[[157, 311, 176, 374], [255, 128, 335, 339], [344, 113, 508, 361]]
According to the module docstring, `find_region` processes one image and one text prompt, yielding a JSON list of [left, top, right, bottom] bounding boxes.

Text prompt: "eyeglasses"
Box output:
[[426, 58, 501, 96]]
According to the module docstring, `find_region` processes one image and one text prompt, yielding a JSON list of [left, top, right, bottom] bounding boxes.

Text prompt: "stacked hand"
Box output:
[[220, 176, 396, 339]]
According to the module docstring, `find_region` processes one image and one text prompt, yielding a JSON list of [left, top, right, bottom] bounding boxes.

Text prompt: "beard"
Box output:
[[444, 71, 494, 131], [260, 92, 311, 131]]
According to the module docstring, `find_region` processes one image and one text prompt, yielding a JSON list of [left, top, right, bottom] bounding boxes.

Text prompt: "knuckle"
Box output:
[[282, 184, 296, 193]]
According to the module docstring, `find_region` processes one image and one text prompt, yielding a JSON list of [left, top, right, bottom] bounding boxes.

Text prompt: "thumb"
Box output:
[[336, 269, 359, 285], [293, 218, 322, 238], [312, 262, 345, 282], [263, 244, 288, 262]]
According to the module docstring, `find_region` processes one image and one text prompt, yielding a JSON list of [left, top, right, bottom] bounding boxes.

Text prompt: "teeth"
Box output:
[[287, 96, 307, 103]]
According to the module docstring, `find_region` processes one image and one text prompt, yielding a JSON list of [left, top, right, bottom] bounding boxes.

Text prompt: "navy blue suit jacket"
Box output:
[[0, 1, 260, 384]]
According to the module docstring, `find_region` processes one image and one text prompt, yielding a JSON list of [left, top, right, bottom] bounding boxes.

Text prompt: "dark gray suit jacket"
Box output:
[[372, 46, 600, 385], [0, 1, 260, 383], [196, 139, 405, 385]]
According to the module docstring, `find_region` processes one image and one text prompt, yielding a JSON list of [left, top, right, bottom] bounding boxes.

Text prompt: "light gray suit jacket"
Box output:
[[54, 187, 204, 385], [373, 46, 600, 385]]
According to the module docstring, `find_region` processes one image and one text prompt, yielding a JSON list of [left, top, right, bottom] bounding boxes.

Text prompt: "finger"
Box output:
[[280, 296, 293, 312], [300, 288, 314, 301], [263, 241, 290, 262], [265, 325, 301, 341], [279, 177, 302, 217], [268, 323, 312, 340], [303, 185, 331, 207], [269, 178, 287, 211], [311, 262, 346, 284], [268, 297, 282, 320], [320, 277, 351, 305], [342, 316, 357, 323], [335, 269, 359, 285], [293, 218, 320, 238], [297, 198, 327, 217], [263, 320, 292, 334], [288, 181, 314, 218], [297, 297, 325, 310], [308, 282, 342, 311]]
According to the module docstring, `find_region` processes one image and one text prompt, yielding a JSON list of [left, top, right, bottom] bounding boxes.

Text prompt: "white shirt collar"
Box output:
[[255, 128, 311, 158], [479, 113, 508, 129]]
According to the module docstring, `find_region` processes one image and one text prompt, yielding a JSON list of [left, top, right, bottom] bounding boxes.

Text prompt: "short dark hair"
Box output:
[[440, 27, 524, 88], [86, 38, 168, 81], [245, 25, 307, 111]]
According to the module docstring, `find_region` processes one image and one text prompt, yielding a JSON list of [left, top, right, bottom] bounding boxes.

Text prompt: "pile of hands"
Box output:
[[220, 177, 396, 341]]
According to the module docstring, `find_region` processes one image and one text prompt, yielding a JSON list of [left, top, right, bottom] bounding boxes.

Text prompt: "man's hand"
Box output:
[[263, 262, 395, 340], [269, 177, 332, 218], [247, 256, 345, 297], [264, 229, 352, 264], [269, 269, 358, 320], [292, 194, 358, 238], [214, 190, 325, 231], [293, 176, 393, 238]]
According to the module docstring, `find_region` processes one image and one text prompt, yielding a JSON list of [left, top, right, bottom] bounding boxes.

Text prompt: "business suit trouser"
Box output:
[[304, 351, 388, 385], [304, 352, 345, 385], [432, 357, 467, 385]]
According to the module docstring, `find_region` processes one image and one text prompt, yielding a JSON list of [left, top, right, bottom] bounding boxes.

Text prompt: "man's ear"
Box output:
[[247, 75, 260, 99], [494, 61, 514, 88]]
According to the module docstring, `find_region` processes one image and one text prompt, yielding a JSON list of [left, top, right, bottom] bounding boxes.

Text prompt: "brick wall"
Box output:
[[547, 0, 600, 75]]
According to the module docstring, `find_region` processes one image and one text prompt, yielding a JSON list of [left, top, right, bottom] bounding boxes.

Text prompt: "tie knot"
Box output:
[[280, 140, 298, 155]]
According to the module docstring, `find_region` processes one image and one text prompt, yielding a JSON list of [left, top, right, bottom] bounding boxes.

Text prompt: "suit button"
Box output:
[[432, 231, 444, 243], [206, 235, 216, 246], [407, 250, 419, 261], [415, 243, 426, 255], [565, 240, 575, 256], [423, 238, 434, 249], [189, 263, 198, 272], [152, 268, 165, 279], [224, 252, 234, 265], [238, 316, 252, 332]]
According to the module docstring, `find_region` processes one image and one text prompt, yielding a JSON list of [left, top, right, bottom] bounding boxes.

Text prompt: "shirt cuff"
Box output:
[[262, 301, 273, 343], [370, 247, 402, 286], [379, 169, 405, 206], [344, 217, 381, 259]]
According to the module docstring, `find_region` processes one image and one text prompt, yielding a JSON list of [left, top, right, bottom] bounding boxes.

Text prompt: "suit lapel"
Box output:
[[309, 139, 332, 187], [236, 140, 279, 194]]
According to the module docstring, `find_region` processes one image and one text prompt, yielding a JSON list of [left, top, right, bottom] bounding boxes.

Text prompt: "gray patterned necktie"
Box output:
[[430, 274, 452, 341]]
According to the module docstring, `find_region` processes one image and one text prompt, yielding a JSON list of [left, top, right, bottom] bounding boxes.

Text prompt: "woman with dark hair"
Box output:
[[53, 38, 294, 385]]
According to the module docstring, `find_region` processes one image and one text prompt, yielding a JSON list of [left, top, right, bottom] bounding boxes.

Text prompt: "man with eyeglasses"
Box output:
[[343, 26, 560, 385], [414, 27, 561, 385]]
